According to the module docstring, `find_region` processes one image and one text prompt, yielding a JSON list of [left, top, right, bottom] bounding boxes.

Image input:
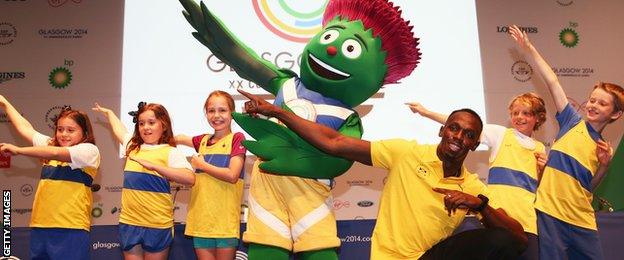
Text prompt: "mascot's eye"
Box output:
[[341, 39, 362, 59], [320, 30, 340, 44]]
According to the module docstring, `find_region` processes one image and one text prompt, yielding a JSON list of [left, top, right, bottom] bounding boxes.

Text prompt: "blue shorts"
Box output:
[[537, 210, 604, 260], [119, 223, 173, 253], [193, 237, 239, 249], [30, 227, 90, 260]]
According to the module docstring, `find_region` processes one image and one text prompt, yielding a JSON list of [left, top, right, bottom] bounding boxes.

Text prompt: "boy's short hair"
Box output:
[[594, 82, 624, 123], [508, 92, 547, 131]]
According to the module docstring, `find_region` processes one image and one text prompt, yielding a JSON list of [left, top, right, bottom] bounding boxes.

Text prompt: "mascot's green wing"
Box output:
[[179, 0, 291, 94], [233, 112, 363, 179]]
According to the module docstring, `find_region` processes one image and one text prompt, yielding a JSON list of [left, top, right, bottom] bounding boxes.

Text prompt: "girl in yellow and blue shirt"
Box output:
[[93, 102, 195, 260], [176, 90, 246, 260], [0, 95, 100, 259]]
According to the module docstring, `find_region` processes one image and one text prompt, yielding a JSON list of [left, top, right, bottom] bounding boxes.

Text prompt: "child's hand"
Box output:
[[509, 25, 532, 51], [0, 143, 20, 156], [534, 152, 548, 174], [0, 95, 8, 109], [129, 156, 158, 171], [190, 154, 206, 170], [405, 102, 429, 116], [238, 89, 277, 117], [596, 140, 614, 167], [92, 103, 111, 115]]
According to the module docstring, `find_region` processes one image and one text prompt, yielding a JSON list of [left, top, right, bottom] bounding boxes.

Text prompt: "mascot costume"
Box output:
[[179, 0, 420, 259]]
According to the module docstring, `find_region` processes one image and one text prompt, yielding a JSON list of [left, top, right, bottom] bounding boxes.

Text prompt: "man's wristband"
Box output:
[[474, 194, 489, 212]]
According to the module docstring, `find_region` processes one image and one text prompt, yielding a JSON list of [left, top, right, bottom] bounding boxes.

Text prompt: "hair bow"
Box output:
[[128, 101, 146, 123]]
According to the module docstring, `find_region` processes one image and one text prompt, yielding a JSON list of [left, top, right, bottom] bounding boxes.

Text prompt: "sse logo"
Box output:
[[252, 0, 328, 43]]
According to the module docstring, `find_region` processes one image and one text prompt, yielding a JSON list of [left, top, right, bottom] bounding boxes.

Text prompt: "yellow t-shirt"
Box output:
[[30, 160, 98, 231], [185, 133, 245, 238], [371, 139, 494, 259], [488, 128, 544, 235], [120, 145, 175, 228], [535, 104, 601, 230]]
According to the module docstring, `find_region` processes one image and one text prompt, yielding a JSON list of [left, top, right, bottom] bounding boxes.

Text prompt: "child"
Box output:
[[510, 24, 623, 259], [175, 91, 246, 260], [0, 95, 100, 259], [93, 102, 195, 260], [407, 92, 548, 260]]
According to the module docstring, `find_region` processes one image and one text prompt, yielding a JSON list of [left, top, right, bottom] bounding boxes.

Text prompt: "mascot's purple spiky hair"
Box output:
[[323, 0, 421, 85]]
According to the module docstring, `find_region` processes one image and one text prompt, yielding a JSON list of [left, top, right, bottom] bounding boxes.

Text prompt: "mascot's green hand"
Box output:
[[179, 0, 289, 94], [233, 113, 354, 179]]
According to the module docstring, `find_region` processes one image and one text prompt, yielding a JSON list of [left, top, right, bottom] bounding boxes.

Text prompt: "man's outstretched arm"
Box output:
[[238, 89, 372, 165]]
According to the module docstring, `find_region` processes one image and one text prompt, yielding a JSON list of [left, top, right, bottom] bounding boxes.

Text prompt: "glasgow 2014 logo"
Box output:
[[252, 0, 328, 43]]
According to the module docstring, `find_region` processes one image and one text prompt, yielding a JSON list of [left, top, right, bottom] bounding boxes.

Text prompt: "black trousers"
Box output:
[[420, 228, 523, 260]]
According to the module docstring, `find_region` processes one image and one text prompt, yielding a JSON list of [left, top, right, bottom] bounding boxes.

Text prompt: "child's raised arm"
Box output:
[[509, 25, 568, 113], [406, 102, 447, 124], [0, 95, 37, 143], [92, 103, 128, 144], [174, 134, 194, 147]]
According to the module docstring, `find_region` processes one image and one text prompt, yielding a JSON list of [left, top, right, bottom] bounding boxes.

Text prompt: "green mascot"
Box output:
[[179, 0, 420, 259]]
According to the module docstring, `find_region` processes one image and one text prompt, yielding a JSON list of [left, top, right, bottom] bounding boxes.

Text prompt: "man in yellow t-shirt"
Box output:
[[239, 89, 529, 259]]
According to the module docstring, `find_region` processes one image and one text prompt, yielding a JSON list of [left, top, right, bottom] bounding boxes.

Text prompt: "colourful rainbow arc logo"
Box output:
[[252, 0, 328, 43]]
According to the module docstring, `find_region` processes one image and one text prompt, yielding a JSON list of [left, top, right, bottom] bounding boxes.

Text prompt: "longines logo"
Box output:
[[497, 25, 538, 34], [0, 72, 26, 84], [511, 60, 533, 82], [39, 28, 88, 39], [0, 22, 17, 46], [556, 0, 573, 6]]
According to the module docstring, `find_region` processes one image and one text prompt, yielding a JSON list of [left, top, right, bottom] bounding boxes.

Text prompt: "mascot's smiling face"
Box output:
[[300, 16, 387, 108]]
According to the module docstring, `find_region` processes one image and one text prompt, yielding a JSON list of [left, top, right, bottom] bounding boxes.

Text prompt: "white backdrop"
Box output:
[[1, 0, 622, 227]]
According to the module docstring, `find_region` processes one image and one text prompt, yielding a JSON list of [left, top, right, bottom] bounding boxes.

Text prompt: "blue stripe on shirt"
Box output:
[[488, 167, 538, 193], [41, 165, 93, 187], [546, 150, 593, 192], [123, 171, 170, 193]]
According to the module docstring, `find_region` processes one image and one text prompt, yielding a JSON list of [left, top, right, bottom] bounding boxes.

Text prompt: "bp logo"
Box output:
[[92, 204, 103, 218], [49, 67, 72, 89], [559, 28, 579, 48], [252, 0, 328, 43]]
